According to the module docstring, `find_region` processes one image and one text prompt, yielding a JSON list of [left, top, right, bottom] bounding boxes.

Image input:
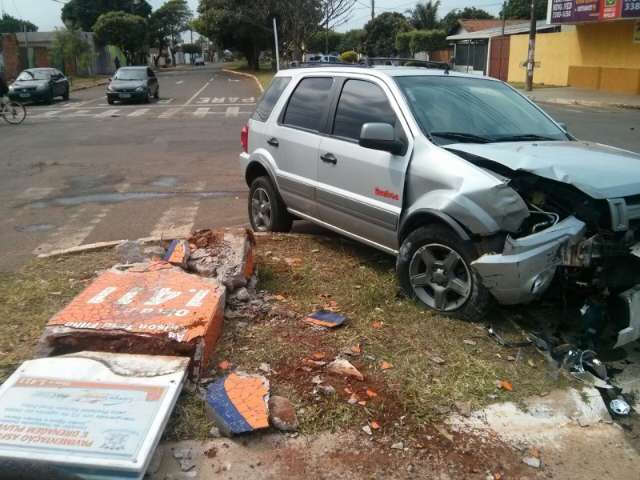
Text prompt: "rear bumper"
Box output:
[[471, 216, 587, 305]]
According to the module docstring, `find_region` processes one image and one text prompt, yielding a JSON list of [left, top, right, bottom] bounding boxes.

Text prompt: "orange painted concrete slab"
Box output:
[[39, 262, 225, 378]]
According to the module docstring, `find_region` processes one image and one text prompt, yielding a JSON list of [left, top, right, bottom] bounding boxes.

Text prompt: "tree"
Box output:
[[501, 0, 548, 20], [93, 12, 147, 64], [440, 7, 495, 35], [363, 12, 411, 57], [149, 0, 192, 66], [61, 0, 152, 31], [51, 29, 95, 76], [0, 13, 38, 33], [182, 43, 202, 54], [338, 28, 364, 53], [307, 30, 343, 53], [396, 29, 447, 57], [340, 50, 357, 63], [408, 1, 440, 30]]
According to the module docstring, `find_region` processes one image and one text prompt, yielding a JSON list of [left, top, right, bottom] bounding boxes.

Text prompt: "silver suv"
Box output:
[[239, 66, 640, 347]]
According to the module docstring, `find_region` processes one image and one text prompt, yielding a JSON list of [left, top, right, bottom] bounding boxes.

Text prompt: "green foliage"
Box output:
[[338, 29, 364, 53], [61, 0, 152, 32], [181, 43, 202, 55], [51, 29, 95, 74], [148, 0, 192, 65], [440, 7, 495, 35], [340, 50, 358, 63], [363, 12, 411, 57], [0, 13, 38, 33], [501, 0, 548, 20], [93, 12, 147, 63], [409, 1, 440, 30], [396, 29, 447, 56], [307, 30, 343, 53]]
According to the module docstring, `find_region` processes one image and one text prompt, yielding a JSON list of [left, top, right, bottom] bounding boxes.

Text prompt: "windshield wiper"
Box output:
[[490, 134, 557, 143], [429, 131, 492, 144]]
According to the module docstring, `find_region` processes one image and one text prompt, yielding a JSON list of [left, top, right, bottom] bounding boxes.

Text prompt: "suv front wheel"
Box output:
[[397, 225, 489, 321], [248, 176, 293, 233]]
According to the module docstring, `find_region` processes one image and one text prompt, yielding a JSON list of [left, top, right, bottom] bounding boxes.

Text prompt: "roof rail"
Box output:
[[284, 62, 369, 69], [366, 57, 450, 71]]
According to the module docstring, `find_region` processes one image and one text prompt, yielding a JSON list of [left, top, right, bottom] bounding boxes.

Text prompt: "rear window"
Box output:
[[282, 77, 333, 131], [252, 76, 291, 122]]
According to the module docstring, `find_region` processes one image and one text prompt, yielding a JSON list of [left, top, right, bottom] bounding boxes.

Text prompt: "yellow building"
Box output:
[[508, 1, 640, 94]]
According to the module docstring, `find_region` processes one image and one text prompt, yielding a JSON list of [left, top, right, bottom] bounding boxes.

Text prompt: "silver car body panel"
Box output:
[[615, 285, 640, 348], [471, 216, 587, 304]]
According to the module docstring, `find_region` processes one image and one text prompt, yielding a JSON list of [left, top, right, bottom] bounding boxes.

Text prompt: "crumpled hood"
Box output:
[[448, 141, 640, 199]]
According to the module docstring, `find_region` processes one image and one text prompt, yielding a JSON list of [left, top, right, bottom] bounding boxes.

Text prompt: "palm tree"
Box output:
[[409, 0, 441, 30]]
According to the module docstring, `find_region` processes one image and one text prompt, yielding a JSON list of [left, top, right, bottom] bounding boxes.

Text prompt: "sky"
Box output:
[[1, 0, 503, 33]]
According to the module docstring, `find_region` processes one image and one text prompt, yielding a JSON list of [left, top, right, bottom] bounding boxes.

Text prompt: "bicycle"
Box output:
[[0, 98, 26, 125]]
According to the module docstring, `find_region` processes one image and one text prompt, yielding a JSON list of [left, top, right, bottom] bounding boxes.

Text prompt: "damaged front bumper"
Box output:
[[471, 216, 587, 305]]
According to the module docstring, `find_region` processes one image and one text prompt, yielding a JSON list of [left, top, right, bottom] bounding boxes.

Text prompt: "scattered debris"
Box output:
[[115, 240, 147, 264], [317, 384, 336, 396], [463, 339, 477, 346], [311, 352, 326, 360], [390, 442, 404, 450], [0, 352, 188, 479], [219, 360, 232, 371], [173, 447, 196, 472], [610, 397, 631, 416], [164, 239, 190, 268], [205, 372, 270, 437], [455, 401, 472, 417], [370, 420, 381, 430], [327, 358, 364, 381], [234, 287, 251, 303], [380, 361, 394, 370], [303, 310, 347, 329], [431, 356, 445, 365], [495, 380, 513, 392], [522, 457, 542, 469], [311, 375, 323, 385], [209, 426, 222, 438], [366, 388, 378, 398], [36, 263, 226, 378], [258, 362, 272, 374], [372, 321, 383, 329], [362, 425, 373, 435], [268, 396, 299, 432]]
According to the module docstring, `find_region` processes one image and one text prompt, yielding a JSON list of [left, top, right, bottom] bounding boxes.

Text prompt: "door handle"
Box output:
[[320, 153, 337, 165], [267, 137, 279, 147]]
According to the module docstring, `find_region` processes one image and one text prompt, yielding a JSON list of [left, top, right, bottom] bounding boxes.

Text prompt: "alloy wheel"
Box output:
[[409, 243, 472, 312], [251, 187, 272, 231]]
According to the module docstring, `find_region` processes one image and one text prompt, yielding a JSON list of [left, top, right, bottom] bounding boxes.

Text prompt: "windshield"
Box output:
[[114, 69, 146, 81], [17, 70, 50, 81], [395, 76, 569, 145]]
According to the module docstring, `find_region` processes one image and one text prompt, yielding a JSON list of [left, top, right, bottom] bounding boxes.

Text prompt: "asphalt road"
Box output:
[[0, 67, 639, 271]]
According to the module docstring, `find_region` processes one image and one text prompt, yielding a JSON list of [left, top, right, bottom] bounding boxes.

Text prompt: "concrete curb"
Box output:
[[526, 94, 640, 110], [70, 79, 109, 92], [223, 68, 265, 94]]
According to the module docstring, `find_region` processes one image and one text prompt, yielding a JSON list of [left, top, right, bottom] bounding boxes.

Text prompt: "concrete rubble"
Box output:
[[268, 396, 299, 432], [327, 358, 365, 381]]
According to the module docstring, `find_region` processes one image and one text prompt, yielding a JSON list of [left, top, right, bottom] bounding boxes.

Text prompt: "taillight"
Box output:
[[241, 124, 249, 153]]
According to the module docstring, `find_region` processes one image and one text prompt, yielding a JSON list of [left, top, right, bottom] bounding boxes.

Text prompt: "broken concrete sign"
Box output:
[[205, 372, 269, 436], [164, 239, 190, 268], [327, 358, 364, 381], [303, 310, 347, 329], [0, 352, 188, 480], [37, 262, 225, 378]]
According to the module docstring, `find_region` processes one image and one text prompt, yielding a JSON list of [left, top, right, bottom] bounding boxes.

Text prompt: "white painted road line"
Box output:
[[158, 107, 182, 119], [32, 110, 62, 118], [157, 98, 174, 104], [185, 80, 212, 105], [128, 108, 149, 117], [176, 80, 184, 84], [17, 187, 55, 201], [150, 181, 206, 239], [194, 107, 209, 118], [225, 106, 240, 118], [96, 109, 120, 118]]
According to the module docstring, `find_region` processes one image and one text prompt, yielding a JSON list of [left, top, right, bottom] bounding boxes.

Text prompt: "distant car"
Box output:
[[307, 55, 342, 64], [194, 56, 205, 66], [8, 68, 69, 104], [106, 67, 159, 104]]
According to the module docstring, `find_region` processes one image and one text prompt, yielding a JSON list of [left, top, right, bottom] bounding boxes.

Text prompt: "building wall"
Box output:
[[508, 20, 640, 94], [0, 34, 21, 80]]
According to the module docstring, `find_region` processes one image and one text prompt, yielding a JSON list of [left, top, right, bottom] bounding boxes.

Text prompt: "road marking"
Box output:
[[194, 107, 210, 118], [157, 98, 174, 104], [225, 106, 240, 118], [149, 181, 206, 239], [176, 80, 184, 85], [128, 108, 149, 117], [61, 109, 92, 117], [211, 97, 225, 103], [228, 97, 239, 103], [17, 187, 55, 201], [241, 97, 255, 103], [197, 97, 210, 104], [158, 107, 182, 119], [96, 109, 120, 118], [185, 80, 211, 105], [31, 110, 62, 118], [33, 206, 111, 256]]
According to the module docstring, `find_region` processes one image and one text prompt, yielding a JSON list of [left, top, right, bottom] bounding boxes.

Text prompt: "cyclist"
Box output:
[[0, 73, 8, 105]]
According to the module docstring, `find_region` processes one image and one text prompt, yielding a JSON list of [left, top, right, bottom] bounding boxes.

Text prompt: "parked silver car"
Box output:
[[239, 66, 640, 347]]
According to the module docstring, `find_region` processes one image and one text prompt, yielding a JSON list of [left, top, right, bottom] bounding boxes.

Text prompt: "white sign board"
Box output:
[[0, 352, 188, 479]]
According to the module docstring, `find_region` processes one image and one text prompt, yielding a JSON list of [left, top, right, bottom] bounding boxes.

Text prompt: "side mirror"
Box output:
[[359, 122, 405, 155]]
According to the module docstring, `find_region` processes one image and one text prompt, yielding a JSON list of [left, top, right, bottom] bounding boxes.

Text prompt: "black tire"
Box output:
[[154, 88, 159, 99], [63, 87, 70, 101], [248, 176, 293, 233], [107, 97, 115, 105], [44, 88, 54, 105], [143, 91, 150, 104], [397, 224, 490, 321]]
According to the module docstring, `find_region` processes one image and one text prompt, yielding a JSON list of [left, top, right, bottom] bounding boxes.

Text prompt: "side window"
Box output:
[[332, 79, 396, 141], [252, 76, 290, 122], [282, 77, 333, 131]]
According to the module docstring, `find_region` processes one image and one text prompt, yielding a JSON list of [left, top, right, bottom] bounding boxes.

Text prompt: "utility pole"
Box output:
[[371, 0, 375, 21], [525, 0, 537, 91], [23, 24, 30, 69], [501, 1, 506, 36], [273, 17, 280, 71]]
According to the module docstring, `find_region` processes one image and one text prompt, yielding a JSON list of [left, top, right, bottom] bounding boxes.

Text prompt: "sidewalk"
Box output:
[[520, 86, 640, 109]]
